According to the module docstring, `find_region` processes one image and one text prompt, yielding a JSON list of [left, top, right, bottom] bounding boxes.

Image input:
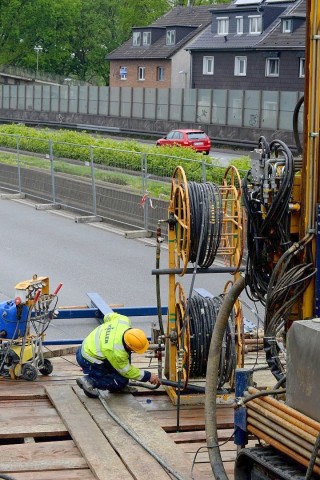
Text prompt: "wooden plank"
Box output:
[[75, 387, 172, 480], [168, 428, 235, 443], [9, 469, 95, 479], [99, 390, 199, 480], [0, 440, 87, 471], [0, 423, 68, 438], [46, 385, 133, 480]]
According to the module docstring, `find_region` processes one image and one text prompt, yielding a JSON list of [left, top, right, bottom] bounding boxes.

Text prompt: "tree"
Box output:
[[3, 0, 231, 84]]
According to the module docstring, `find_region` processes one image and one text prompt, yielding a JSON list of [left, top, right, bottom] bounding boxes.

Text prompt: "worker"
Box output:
[[76, 311, 161, 397]]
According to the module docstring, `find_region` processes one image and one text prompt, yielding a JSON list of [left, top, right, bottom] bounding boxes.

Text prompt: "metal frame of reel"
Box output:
[[165, 166, 245, 403]]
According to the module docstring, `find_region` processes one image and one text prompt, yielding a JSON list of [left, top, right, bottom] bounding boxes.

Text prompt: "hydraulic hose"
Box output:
[[293, 95, 304, 155], [205, 275, 245, 480]]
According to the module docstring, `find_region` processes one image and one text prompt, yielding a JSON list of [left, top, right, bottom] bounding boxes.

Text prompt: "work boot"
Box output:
[[76, 376, 99, 398]]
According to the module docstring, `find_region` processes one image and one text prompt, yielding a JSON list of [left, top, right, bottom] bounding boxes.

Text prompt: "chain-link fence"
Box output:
[[0, 133, 233, 234]]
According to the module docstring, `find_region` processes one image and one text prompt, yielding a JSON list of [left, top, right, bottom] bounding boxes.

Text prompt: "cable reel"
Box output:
[[174, 282, 190, 390], [219, 165, 245, 273], [165, 165, 245, 397], [169, 166, 190, 276], [173, 283, 236, 390]]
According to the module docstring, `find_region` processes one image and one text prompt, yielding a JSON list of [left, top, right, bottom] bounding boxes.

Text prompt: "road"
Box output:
[[0, 196, 262, 342], [103, 132, 250, 166]]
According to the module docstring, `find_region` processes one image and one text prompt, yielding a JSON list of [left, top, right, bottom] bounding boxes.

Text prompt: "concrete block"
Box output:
[[35, 203, 61, 210], [124, 229, 152, 239], [74, 215, 102, 224], [0, 193, 26, 200]]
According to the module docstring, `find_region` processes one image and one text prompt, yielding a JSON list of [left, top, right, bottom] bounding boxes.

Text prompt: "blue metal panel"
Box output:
[[316, 204, 320, 316], [54, 304, 167, 320], [113, 306, 167, 316], [54, 308, 101, 319], [87, 292, 114, 316], [234, 369, 253, 446]]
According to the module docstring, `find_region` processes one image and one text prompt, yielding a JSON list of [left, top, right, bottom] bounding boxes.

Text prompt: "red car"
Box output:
[[156, 129, 211, 155]]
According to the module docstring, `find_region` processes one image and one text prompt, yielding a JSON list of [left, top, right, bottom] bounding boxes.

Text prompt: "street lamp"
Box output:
[[34, 45, 43, 77], [179, 70, 188, 89]]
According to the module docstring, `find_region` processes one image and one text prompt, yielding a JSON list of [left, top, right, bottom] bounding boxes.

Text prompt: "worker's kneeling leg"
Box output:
[[89, 369, 129, 392]]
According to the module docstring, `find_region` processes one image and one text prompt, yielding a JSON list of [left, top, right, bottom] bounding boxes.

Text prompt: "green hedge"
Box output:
[[0, 124, 249, 185]]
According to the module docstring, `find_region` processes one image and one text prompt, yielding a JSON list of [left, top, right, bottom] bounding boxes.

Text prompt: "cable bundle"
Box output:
[[243, 137, 295, 305], [188, 181, 223, 268], [243, 138, 316, 379], [188, 294, 236, 388], [264, 236, 315, 379]]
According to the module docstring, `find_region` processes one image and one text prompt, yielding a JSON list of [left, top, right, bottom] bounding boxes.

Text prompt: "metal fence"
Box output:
[[0, 134, 232, 234]]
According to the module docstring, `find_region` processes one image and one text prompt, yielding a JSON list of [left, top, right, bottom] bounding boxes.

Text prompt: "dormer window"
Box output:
[[166, 30, 176, 45], [236, 16, 243, 35], [217, 17, 229, 35], [249, 15, 262, 34], [143, 31, 151, 46], [133, 32, 141, 46], [282, 19, 293, 33]]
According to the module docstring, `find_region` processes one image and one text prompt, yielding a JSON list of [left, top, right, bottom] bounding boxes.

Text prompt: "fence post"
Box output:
[[16, 135, 22, 194], [141, 153, 148, 231], [90, 146, 97, 215], [49, 139, 56, 204]]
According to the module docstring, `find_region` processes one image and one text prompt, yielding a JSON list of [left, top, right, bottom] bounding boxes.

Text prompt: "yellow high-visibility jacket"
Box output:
[[81, 312, 150, 382]]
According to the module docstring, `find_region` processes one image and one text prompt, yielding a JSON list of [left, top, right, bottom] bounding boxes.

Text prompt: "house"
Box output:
[[187, 0, 306, 91], [107, 6, 212, 89]]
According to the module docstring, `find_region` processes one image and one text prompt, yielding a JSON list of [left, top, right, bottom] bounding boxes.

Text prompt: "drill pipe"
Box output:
[[248, 422, 320, 475], [247, 408, 318, 455], [248, 386, 320, 432], [247, 396, 319, 437]]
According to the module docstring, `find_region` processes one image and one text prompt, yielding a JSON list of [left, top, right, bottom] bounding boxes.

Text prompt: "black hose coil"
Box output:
[[188, 294, 236, 388], [188, 181, 223, 268]]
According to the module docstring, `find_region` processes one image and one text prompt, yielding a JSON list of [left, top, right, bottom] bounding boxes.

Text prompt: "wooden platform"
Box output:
[[0, 345, 275, 480]]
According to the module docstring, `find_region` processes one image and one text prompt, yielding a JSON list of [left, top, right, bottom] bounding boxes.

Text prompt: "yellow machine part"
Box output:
[[15, 275, 50, 306], [300, 0, 320, 319], [10, 344, 33, 364]]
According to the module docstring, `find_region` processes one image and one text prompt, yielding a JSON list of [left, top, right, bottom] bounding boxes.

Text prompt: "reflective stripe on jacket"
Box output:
[[81, 312, 148, 381]]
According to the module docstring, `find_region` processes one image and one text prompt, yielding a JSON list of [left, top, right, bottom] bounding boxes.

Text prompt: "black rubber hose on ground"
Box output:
[[205, 275, 245, 480]]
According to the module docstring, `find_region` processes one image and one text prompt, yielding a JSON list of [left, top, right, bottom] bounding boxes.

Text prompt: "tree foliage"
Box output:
[[0, 0, 171, 83], [0, 0, 229, 84]]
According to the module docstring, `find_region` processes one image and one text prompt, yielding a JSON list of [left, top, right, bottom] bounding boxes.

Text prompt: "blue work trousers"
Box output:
[[76, 347, 129, 391]]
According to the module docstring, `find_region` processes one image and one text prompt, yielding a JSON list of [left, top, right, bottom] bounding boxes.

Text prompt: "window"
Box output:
[[143, 31, 151, 46], [249, 15, 262, 34], [234, 56, 247, 76], [133, 32, 141, 46], [266, 58, 280, 77], [282, 19, 292, 33], [236, 16, 243, 34], [138, 66, 145, 81], [217, 17, 229, 35], [166, 30, 176, 45], [157, 67, 165, 81], [299, 57, 305, 78], [203, 56, 214, 75], [119, 66, 127, 80]]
